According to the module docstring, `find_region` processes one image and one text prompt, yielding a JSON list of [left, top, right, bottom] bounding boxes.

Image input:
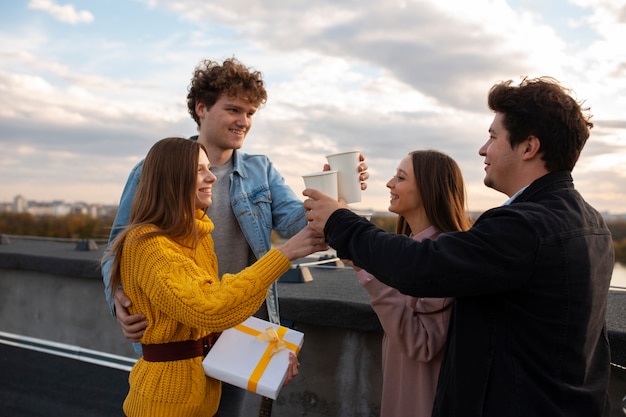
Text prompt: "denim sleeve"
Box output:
[[101, 160, 144, 315], [266, 160, 307, 238]]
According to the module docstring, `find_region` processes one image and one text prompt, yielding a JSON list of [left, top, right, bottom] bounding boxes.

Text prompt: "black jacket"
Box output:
[[325, 171, 614, 416]]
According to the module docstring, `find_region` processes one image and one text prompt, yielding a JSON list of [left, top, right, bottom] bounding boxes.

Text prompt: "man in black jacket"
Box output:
[[303, 77, 614, 416]]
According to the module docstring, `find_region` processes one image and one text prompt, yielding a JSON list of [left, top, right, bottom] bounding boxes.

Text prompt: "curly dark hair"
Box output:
[[186, 57, 268, 126], [487, 76, 593, 172]]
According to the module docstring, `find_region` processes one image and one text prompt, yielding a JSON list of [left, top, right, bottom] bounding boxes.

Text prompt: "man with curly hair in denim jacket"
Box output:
[[102, 57, 368, 415]]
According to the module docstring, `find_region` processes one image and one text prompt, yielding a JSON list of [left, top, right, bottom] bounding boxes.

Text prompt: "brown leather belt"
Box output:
[[142, 333, 221, 362]]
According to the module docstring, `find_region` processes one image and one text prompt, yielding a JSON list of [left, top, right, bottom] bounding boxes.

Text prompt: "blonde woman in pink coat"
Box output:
[[353, 150, 471, 417]]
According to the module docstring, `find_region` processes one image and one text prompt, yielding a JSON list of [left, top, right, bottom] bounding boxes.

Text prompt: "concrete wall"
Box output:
[[0, 268, 137, 357], [0, 267, 384, 416]]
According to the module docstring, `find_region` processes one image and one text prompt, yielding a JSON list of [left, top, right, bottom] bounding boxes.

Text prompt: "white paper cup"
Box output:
[[302, 170, 338, 200], [326, 151, 361, 203]]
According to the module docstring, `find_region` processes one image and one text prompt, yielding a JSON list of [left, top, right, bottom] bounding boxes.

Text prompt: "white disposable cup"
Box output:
[[302, 170, 339, 200], [326, 151, 361, 203]]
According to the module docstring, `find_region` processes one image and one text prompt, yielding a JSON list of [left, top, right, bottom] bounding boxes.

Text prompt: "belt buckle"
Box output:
[[202, 336, 210, 356]]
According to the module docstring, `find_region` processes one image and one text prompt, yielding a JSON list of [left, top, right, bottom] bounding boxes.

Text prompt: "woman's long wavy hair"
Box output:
[[104, 137, 208, 299], [395, 150, 472, 236]]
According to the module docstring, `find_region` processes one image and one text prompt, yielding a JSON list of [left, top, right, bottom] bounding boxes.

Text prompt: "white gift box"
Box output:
[[202, 316, 304, 400]]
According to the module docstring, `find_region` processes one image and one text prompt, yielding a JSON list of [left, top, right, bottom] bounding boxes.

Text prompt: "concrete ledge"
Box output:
[[0, 252, 101, 279], [278, 267, 382, 332], [0, 236, 624, 349], [0, 237, 379, 332], [0, 236, 104, 279]]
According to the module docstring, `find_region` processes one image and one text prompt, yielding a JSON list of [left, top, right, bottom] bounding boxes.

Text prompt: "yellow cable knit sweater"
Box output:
[[120, 210, 291, 417]]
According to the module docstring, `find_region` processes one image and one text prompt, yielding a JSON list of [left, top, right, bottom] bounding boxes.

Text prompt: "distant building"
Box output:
[[88, 204, 99, 218], [601, 211, 626, 221], [13, 195, 27, 213], [27, 201, 72, 217], [0, 195, 117, 218], [71, 202, 89, 216]]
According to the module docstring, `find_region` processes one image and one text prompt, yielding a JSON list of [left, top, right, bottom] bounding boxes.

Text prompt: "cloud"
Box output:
[[0, 0, 624, 215], [28, 0, 94, 24], [161, 0, 578, 108]]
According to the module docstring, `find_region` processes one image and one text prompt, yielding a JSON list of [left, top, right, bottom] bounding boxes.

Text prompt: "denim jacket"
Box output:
[[102, 149, 307, 352], [324, 171, 614, 416]]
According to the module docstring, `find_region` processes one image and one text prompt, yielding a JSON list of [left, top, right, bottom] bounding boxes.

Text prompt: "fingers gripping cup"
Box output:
[[326, 151, 361, 203], [302, 170, 339, 200]]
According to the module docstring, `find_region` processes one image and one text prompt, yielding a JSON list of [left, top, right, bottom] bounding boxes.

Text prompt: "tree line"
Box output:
[[1, 211, 625, 265], [0, 212, 115, 241]]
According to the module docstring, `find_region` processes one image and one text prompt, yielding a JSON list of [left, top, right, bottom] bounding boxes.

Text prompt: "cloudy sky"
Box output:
[[1, 0, 625, 215]]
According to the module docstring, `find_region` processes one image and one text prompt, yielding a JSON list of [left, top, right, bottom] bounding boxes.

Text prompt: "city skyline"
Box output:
[[3, 193, 625, 221], [1, 1, 625, 214]]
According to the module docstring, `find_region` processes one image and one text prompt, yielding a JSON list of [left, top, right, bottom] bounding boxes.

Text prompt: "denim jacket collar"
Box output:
[[231, 149, 247, 179]]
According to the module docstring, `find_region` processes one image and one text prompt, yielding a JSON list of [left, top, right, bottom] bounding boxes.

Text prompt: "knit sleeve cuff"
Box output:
[[252, 248, 292, 285]]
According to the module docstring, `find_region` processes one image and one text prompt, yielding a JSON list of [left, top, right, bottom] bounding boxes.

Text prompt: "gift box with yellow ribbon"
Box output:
[[202, 316, 304, 400]]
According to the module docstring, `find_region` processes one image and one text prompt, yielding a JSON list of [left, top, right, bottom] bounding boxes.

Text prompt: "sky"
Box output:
[[0, 0, 625, 215]]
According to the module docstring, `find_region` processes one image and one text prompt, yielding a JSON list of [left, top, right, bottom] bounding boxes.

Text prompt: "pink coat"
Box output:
[[357, 226, 453, 417]]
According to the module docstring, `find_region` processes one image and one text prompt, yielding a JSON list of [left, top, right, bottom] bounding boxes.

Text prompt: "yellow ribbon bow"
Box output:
[[234, 322, 300, 394], [255, 327, 287, 357]]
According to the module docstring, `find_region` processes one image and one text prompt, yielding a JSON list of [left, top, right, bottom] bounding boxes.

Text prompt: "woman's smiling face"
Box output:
[[195, 149, 216, 209], [386, 155, 422, 218]]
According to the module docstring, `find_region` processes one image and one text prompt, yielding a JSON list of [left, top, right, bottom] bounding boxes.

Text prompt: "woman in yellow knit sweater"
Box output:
[[105, 137, 325, 417]]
